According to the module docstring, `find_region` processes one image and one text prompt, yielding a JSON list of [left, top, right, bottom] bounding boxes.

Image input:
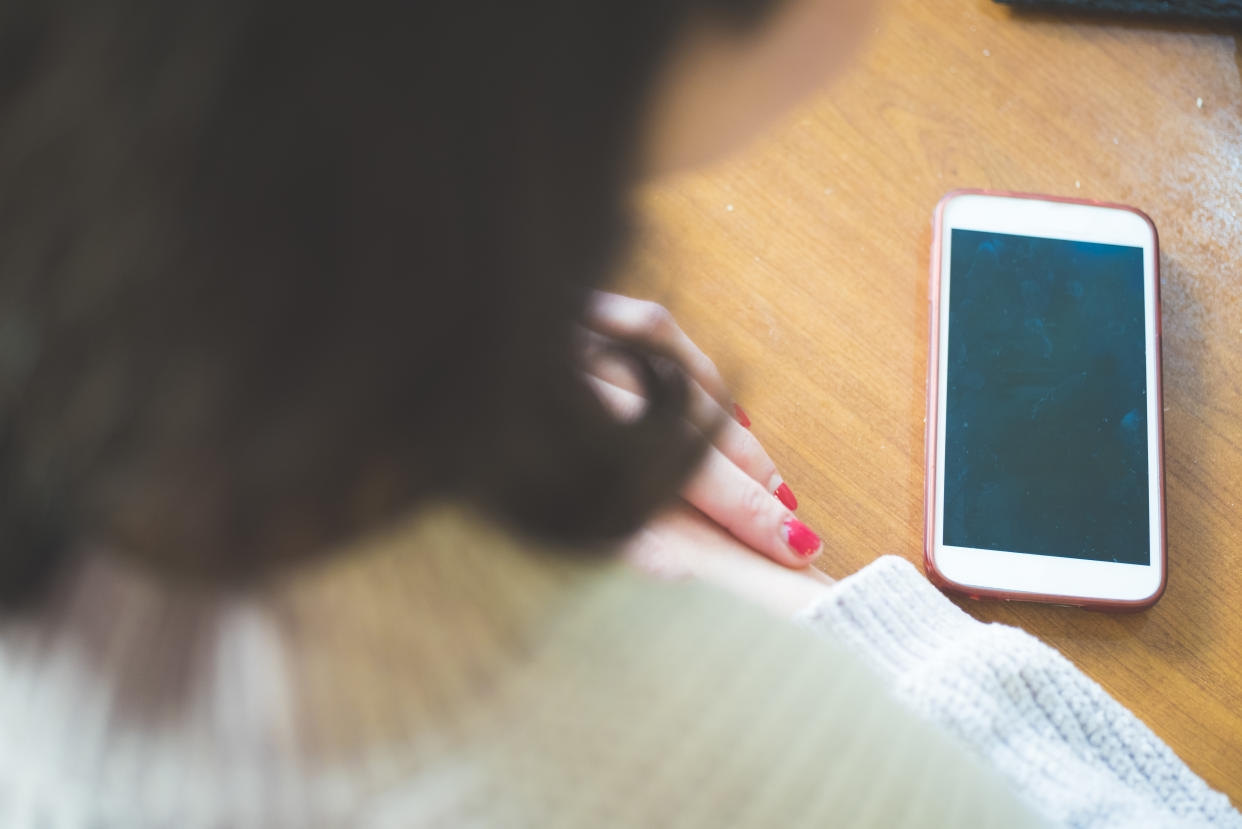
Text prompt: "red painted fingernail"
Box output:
[[774, 482, 798, 511], [783, 517, 821, 558], [733, 403, 751, 428]]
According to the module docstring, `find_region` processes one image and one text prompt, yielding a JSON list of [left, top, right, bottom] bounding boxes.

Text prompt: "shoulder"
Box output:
[[352, 567, 1044, 827]]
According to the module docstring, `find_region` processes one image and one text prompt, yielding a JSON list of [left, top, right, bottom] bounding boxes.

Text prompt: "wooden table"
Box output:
[[622, 0, 1242, 804]]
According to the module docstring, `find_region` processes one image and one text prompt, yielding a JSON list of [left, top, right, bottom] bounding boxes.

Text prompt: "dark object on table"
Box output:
[[994, 0, 1242, 24]]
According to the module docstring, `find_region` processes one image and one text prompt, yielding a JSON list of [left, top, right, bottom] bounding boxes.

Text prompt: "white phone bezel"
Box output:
[[931, 193, 1163, 604]]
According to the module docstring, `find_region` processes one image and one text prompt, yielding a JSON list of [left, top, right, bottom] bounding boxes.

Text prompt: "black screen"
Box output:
[[943, 229, 1150, 564]]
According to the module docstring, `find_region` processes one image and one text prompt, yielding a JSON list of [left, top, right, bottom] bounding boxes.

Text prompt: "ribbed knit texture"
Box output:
[[0, 509, 1233, 826], [797, 556, 1241, 829], [0, 511, 1045, 827]]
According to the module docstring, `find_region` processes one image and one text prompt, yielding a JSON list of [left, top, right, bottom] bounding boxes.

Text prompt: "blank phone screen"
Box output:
[[943, 229, 1150, 565]]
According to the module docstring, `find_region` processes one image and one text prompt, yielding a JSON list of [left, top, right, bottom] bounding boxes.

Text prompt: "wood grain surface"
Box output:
[[621, 0, 1242, 803]]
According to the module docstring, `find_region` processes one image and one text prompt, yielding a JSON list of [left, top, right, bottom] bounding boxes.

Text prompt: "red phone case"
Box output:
[[924, 189, 1167, 611]]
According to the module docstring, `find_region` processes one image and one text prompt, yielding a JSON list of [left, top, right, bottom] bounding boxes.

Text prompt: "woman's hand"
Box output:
[[624, 504, 834, 617], [582, 291, 824, 571]]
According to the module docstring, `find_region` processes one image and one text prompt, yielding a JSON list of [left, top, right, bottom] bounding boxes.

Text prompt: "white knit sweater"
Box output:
[[0, 509, 1237, 827], [798, 556, 1241, 829]]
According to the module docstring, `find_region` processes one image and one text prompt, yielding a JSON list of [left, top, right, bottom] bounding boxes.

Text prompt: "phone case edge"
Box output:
[[922, 189, 1167, 612]]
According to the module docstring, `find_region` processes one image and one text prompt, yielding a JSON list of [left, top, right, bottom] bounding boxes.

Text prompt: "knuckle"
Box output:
[[732, 430, 769, 474], [637, 301, 676, 341], [737, 481, 772, 527], [694, 350, 722, 378]]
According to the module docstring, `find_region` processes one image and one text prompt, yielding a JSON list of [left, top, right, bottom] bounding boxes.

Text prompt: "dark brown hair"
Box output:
[[0, 0, 779, 605]]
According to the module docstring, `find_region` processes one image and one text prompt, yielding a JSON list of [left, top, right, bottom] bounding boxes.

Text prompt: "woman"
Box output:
[[0, 1, 1236, 826]]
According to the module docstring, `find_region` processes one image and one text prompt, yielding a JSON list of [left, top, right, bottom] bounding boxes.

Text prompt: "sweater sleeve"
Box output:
[[795, 556, 1241, 829]]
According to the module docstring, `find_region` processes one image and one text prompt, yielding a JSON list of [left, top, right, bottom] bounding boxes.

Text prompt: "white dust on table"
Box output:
[[1135, 64, 1241, 385]]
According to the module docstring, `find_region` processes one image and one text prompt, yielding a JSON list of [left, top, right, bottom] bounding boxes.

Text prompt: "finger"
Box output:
[[803, 565, 836, 586], [584, 292, 741, 421], [628, 505, 834, 615], [585, 375, 818, 568], [682, 442, 822, 569], [586, 355, 797, 510], [583, 372, 648, 424], [622, 521, 697, 582]]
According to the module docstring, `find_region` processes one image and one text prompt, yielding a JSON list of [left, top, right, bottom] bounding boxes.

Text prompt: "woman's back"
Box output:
[[0, 507, 1044, 826]]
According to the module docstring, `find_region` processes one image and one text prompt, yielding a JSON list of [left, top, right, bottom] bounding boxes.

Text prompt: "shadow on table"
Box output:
[[1146, 251, 1218, 654]]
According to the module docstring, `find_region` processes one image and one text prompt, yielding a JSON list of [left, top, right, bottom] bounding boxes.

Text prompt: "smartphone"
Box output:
[[924, 190, 1165, 610]]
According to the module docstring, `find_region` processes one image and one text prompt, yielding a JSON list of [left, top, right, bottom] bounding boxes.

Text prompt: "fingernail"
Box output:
[[733, 403, 751, 429], [774, 482, 798, 511], [783, 517, 821, 558]]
